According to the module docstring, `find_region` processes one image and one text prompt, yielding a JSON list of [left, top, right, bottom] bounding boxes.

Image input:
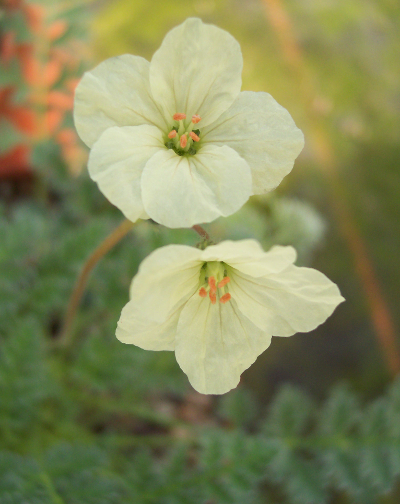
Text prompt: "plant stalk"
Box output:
[[59, 219, 134, 351], [192, 224, 210, 241]]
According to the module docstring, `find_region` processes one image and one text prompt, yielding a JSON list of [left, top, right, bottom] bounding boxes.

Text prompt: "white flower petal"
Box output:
[[201, 241, 297, 277], [200, 239, 264, 261], [117, 245, 204, 350], [175, 295, 272, 394], [141, 145, 252, 228], [88, 125, 165, 222], [74, 55, 166, 147], [129, 244, 203, 324], [116, 299, 183, 351], [202, 91, 304, 194], [229, 264, 344, 336], [149, 18, 242, 128]]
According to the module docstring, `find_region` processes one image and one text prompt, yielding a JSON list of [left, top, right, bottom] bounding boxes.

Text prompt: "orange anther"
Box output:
[[191, 114, 201, 124], [189, 131, 200, 142], [199, 287, 207, 298], [218, 276, 230, 288], [180, 134, 187, 148], [168, 130, 177, 138], [219, 293, 231, 304], [173, 113, 186, 121], [208, 276, 217, 293], [209, 291, 217, 304]]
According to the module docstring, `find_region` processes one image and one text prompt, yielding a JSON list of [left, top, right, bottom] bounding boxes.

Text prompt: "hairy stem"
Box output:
[[58, 219, 134, 351], [192, 224, 210, 241]]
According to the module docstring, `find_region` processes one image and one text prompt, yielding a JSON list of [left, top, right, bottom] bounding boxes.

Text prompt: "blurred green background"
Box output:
[[1, 0, 400, 502]]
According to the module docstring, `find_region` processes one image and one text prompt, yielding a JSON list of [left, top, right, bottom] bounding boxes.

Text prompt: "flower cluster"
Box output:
[[74, 19, 344, 394]]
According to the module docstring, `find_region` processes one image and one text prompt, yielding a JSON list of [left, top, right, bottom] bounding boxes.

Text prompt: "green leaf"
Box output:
[[264, 384, 314, 438]]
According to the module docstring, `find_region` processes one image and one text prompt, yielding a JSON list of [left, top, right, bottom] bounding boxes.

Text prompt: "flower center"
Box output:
[[198, 261, 231, 305], [165, 113, 202, 156]]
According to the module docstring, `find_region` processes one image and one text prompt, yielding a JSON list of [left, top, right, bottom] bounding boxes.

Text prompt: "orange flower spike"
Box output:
[[16, 45, 39, 85], [24, 4, 44, 34], [189, 131, 200, 142], [180, 134, 187, 149], [218, 276, 230, 288], [168, 130, 177, 139], [209, 291, 217, 304], [46, 109, 63, 135], [7, 106, 37, 134], [191, 114, 201, 124], [1, 32, 16, 63], [44, 59, 62, 87], [57, 128, 76, 145], [47, 20, 68, 42], [173, 113, 186, 121], [0, 145, 31, 178], [47, 91, 74, 110], [219, 293, 231, 304], [199, 287, 207, 298]]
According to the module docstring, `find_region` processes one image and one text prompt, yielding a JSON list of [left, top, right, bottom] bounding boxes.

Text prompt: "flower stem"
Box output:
[[192, 224, 210, 241], [58, 219, 134, 351]]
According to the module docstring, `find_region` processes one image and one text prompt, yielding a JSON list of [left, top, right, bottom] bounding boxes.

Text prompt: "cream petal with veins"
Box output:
[[201, 91, 304, 194], [141, 144, 252, 229], [116, 240, 344, 394], [175, 295, 272, 394], [74, 55, 166, 148], [74, 19, 304, 228], [149, 17, 243, 128], [88, 124, 164, 223]]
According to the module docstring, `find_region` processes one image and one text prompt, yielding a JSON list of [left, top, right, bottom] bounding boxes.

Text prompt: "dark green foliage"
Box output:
[[0, 319, 54, 450], [0, 446, 123, 504], [0, 452, 51, 504], [1, 314, 400, 504], [1, 194, 399, 502], [218, 387, 259, 428]]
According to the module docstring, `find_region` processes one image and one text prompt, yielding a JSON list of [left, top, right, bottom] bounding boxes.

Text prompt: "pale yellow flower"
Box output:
[[116, 240, 344, 394], [74, 18, 304, 228]]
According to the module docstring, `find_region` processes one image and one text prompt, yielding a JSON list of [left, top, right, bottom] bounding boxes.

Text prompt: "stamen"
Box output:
[[199, 287, 207, 298], [173, 113, 186, 121], [208, 276, 217, 293], [191, 114, 201, 124], [168, 130, 177, 139], [219, 293, 231, 304], [218, 277, 230, 288], [180, 134, 187, 149], [209, 291, 217, 304], [189, 131, 200, 142]]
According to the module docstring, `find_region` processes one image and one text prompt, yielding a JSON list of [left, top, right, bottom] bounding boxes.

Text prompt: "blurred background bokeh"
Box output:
[[1, 0, 400, 502]]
